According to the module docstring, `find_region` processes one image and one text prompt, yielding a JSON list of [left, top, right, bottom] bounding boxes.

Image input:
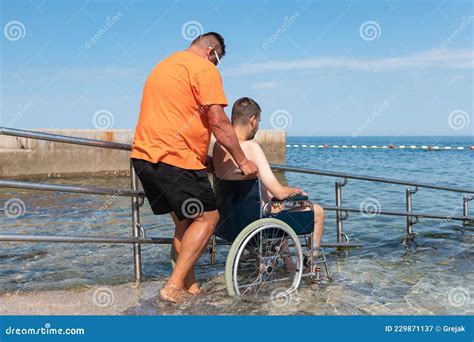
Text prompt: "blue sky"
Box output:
[[0, 0, 472, 136]]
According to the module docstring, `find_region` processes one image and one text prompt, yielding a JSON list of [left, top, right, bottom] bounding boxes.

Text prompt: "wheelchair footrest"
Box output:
[[303, 247, 332, 281]]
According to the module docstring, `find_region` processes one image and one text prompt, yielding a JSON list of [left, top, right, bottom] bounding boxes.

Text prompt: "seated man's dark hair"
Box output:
[[231, 97, 261, 126]]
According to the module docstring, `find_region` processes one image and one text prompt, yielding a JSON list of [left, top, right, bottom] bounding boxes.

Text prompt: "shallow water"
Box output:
[[0, 136, 473, 315]]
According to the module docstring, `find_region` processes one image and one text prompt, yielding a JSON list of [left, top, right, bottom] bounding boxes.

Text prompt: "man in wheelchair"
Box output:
[[213, 97, 325, 275]]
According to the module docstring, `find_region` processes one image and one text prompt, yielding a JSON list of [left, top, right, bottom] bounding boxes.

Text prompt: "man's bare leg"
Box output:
[[170, 213, 200, 294], [287, 203, 324, 270], [312, 203, 325, 253], [160, 210, 219, 303]]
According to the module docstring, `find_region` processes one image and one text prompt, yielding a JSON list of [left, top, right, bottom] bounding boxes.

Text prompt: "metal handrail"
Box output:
[[1, 177, 469, 221], [0, 127, 130, 151], [323, 205, 470, 221], [270, 165, 474, 194], [0, 234, 362, 248], [0, 179, 146, 197], [1, 127, 472, 284]]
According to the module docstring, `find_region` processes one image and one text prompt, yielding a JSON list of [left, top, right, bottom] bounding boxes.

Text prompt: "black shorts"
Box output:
[[131, 158, 217, 221]]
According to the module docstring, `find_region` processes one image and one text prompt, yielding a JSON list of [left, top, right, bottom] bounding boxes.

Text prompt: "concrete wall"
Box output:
[[0, 129, 286, 179]]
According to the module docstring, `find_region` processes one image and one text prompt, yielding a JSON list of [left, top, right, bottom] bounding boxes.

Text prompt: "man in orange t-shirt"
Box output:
[[131, 32, 258, 304]]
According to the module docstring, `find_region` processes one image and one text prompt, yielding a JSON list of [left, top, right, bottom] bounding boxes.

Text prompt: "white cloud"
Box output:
[[251, 81, 280, 89], [224, 49, 473, 76]]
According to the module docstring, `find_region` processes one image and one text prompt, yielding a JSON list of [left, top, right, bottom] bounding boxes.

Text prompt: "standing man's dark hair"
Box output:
[[191, 32, 226, 56], [191, 32, 226, 65]]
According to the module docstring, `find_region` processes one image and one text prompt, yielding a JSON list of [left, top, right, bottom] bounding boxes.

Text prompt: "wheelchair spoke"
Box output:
[[233, 223, 303, 298], [241, 273, 263, 295], [239, 266, 261, 289]]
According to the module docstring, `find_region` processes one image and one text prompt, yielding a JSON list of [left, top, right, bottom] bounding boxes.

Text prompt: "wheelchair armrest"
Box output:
[[270, 195, 309, 202]]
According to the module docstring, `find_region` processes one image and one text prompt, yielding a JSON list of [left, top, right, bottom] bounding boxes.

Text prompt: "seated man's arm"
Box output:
[[245, 142, 303, 200]]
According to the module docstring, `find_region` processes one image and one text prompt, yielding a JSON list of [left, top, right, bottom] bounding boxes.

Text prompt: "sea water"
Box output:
[[0, 136, 472, 315]]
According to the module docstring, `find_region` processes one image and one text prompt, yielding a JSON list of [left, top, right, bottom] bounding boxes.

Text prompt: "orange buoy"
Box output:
[[389, 144, 394, 149]]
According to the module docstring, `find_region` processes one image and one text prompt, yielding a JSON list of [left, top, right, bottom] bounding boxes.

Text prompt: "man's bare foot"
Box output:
[[159, 283, 193, 304], [303, 252, 319, 274], [187, 283, 201, 294]]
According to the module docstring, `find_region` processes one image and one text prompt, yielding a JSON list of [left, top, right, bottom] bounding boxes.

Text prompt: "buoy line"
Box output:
[[286, 144, 474, 150]]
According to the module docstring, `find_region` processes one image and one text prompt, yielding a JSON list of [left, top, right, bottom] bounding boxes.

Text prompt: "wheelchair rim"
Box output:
[[232, 222, 303, 297]]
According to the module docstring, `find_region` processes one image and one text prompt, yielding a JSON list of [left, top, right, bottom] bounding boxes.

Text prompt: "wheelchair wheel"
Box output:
[[225, 218, 303, 298]]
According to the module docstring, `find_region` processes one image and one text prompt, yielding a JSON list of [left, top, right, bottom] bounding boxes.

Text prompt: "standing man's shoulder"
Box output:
[[176, 51, 217, 73], [188, 61, 227, 107]]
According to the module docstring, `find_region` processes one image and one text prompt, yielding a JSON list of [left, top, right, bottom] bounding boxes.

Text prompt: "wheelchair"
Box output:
[[214, 175, 331, 298], [172, 176, 331, 299]]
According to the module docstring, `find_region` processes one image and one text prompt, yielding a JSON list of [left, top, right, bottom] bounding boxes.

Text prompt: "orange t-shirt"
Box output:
[[130, 51, 228, 170]]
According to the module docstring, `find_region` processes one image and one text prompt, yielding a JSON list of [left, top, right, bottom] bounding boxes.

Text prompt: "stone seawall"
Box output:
[[0, 129, 286, 178]]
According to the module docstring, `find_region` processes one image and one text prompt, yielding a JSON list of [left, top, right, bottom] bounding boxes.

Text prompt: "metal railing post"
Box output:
[[406, 187, 418, 236], [335, 180, 345, 243], [463, 194, 472, 226], [130, 160, 142, 283]]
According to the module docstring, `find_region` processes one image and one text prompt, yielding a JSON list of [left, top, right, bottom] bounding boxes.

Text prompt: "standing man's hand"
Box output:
[[238, 158, 258, 178]]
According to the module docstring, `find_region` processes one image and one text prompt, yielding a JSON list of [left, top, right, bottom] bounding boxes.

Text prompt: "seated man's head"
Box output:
[[231, 97, 261, 141]]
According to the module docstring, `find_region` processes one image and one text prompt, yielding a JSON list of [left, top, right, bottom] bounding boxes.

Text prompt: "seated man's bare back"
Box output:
[[214, 139, 275, 203]]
